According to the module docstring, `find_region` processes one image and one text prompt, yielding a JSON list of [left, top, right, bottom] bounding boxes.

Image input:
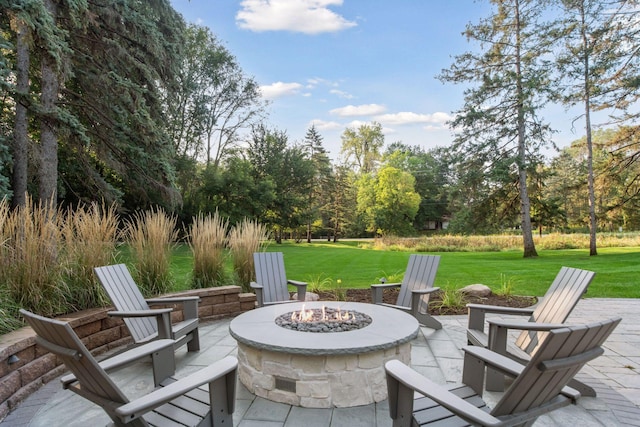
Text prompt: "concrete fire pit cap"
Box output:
[[229, 301, 419, 355]]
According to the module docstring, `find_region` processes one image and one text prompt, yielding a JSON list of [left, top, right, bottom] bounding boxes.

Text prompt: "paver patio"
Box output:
[[2, 298, 639, 426]]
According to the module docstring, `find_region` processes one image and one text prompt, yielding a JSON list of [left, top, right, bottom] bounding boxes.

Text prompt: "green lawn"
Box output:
[[169, 241, 640, 299]]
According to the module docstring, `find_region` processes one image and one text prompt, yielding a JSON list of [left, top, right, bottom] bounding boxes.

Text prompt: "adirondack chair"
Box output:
[[95, 264, 200, 352], [371, 254, 442, 329], [20, 309, 237, 427], [386, 317, 620, 427], [251, 252, 307, 307], [466, 266, 595, 395]]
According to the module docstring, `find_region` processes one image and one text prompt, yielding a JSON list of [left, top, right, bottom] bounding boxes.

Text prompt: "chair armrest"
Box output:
[[462, 345, 525, 377], [467, 303, 534, 331], [107, 308, 173, 318], [61, 339, 175, 388], [487, 320, 566, 359], [115, 356, 238, 420], [488, 319, 565, 332], [288, 280, 307, 302], [146, 296, 199, 304], [287, 279, 307, 287], [370, 282, 401, 289], [108, 309, 173, 340], [385, 360, 501, 427], [250, 282, 264, 307], [147, 296, 199, 320], [371, 283, 401, 304], [466, 303, 535, 316], [410, 286, 440, 295], [461, 346, 582, 402]]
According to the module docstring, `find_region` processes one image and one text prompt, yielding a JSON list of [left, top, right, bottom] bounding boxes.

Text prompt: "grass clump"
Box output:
[[62, 202, 119, 308], [189, 210, 229, 288], [228, 218, 269, 292], [305, 273, 333, 293], [496, 273, 515, 297], [125, 207, 178, 296], [0, 196, 68, 316], [433, 288, 467, 311]]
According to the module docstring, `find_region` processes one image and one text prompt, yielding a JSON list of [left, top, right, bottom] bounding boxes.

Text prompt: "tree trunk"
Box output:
[[12, 18, 30, 208], [38, 0, 60, 204], [514, 0, 537, 258], [580, 3, 598, 256]]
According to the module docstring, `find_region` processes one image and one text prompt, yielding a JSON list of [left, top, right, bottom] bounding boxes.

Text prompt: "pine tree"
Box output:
[[439, 0, 554, 257]]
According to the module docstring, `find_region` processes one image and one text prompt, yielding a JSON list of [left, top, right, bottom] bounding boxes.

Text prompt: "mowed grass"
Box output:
[[167, 241, 640, 299]]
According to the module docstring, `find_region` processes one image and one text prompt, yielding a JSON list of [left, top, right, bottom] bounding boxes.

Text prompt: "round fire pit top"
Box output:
[[229, 301, 419, 355]]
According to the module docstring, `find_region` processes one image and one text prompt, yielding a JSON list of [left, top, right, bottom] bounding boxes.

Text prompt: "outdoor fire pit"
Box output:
[[229, 301, 419, 408]]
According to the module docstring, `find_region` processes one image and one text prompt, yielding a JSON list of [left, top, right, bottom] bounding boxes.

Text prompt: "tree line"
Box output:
[[1, 0, 639, 256]]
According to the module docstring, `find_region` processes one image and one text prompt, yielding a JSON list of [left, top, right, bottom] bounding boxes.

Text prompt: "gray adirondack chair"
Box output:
[[251, 252, 307, 307], [371, 254, 441, 329], [467, 266, 595, 395], [95, 264, 200, 352], [20, 309, 237, 427], [386, 317, 620, 427]]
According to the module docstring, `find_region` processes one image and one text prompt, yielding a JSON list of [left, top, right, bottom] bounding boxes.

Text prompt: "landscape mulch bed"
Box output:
[[314, 288, 537, 316]]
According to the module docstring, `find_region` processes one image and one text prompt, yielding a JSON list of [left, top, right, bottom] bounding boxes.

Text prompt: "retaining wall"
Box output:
[[0, 285, 256, 421]]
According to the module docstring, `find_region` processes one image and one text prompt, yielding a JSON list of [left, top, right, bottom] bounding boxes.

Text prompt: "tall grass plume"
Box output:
[[62, 202, 119, 308], [125, 207, 177, 296], [228, 218, 269, 292], [189, 210, 229, 288], [0, 196, 68, 316]]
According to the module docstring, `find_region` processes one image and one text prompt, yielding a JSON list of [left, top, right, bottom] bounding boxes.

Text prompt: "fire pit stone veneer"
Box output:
[[229, 301, 419, 408]]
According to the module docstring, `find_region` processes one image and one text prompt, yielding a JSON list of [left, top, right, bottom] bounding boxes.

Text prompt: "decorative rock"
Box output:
[[460, 284, 492, 297], [292, 291, 319, 301]]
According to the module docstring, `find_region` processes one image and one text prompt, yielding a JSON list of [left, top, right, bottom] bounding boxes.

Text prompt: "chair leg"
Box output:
[[208, 369, 237, 426], [413, 311, 442, 330], [151, 344, 176, 386], [568, 378, 597, 397], [187, 328, 200, 352]]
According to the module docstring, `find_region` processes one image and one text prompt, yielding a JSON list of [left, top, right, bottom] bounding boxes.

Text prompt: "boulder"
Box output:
[[292, 291, 320, 302], [460, 284, 492, 298]]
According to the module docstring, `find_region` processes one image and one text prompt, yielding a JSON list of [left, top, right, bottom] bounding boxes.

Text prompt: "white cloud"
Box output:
[[373, 111, 453, 125], [259, 82, 303, 99], [330, 104, 387, 117], [236, 0, 357, 34], [329, 89, 354, 99], [309, 119, 342, 131]]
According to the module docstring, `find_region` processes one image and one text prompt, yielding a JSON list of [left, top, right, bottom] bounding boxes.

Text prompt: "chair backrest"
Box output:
[[94, 264, 157, 343], [516, 266, 595, 354], [20, 309, 131, 415], [492, 317, 620, 418], [253, 252, 290, 304], [396, 254, 440, 312]]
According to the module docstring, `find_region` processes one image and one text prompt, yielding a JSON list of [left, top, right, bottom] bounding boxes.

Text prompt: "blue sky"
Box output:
[[170, 0, 585, 160]]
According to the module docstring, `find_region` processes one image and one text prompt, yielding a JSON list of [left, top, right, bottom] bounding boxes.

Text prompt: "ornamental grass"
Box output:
[[228, 218, 269, 292], [189, 210, 229, 288], [125, 207, 177, 296], [0, 196, 68, 316], [62, 202, 119, 308]]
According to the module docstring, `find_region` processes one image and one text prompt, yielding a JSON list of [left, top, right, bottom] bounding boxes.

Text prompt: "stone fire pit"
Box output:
[[229, 301, 419, 408]]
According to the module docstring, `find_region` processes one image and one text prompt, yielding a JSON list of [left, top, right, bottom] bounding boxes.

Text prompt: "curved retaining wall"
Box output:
[[0, 285, 256, 421]]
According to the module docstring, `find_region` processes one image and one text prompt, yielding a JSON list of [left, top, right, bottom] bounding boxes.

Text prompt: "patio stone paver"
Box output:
[[1, 298, 639, 426]]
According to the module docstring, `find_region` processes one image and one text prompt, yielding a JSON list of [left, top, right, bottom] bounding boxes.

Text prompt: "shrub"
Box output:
[[228, 218, 269, 292], [125, 207, 177, 296], [189, 210, 229, 288]]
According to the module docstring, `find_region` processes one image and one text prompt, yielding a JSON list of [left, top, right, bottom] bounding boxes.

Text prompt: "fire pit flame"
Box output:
[[276, 305, 372, 333], [291, 304, 354, 323]]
